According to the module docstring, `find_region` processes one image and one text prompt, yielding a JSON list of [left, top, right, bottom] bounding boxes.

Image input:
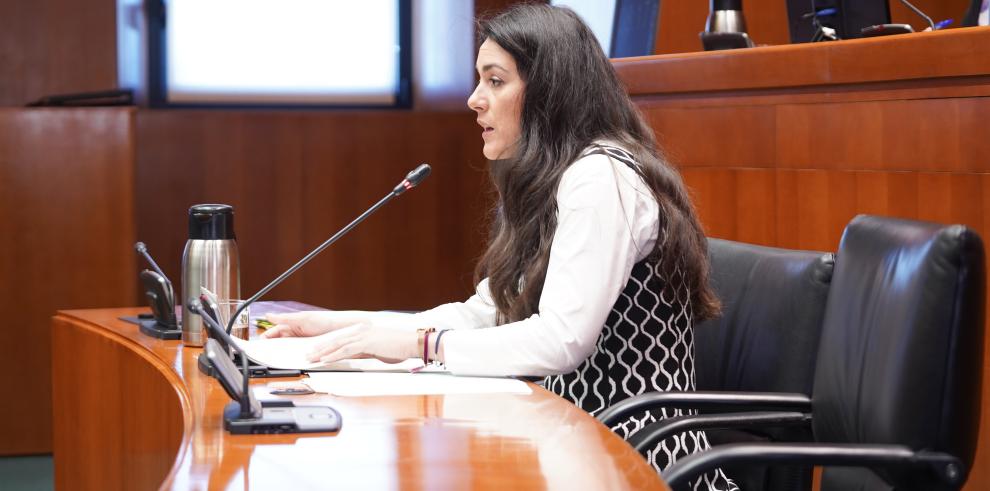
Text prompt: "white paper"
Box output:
[[231, 329, 423, 372], [303, 372, 533, 396]]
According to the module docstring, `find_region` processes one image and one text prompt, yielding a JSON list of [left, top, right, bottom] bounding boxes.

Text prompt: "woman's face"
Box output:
[[468, 39, 526, 160]]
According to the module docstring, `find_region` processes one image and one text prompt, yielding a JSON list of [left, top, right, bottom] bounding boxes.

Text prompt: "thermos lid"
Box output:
[[188, 204, 236, 240], [712, 0, 742, 9]]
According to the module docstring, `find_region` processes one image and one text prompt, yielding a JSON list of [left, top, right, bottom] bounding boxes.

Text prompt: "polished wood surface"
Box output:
[[617, 27, 990, 491], [623, 27, 990, 95], [0, 108, 138, 455], [51, 308, 668, 491], [51, 311, 186, 490]]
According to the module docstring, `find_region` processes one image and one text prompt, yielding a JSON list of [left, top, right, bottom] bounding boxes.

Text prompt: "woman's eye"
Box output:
[[489, 78, 503, 87]]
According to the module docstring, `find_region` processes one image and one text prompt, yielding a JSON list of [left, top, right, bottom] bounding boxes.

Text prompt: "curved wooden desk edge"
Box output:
[[52, 308, 669, 491], [51, 309, 192, 491]]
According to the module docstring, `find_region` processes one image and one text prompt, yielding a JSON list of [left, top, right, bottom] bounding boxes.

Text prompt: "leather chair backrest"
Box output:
[[812, 215, 985, 490], [696, 239, 834, 491], [696, 239, 834, 395]]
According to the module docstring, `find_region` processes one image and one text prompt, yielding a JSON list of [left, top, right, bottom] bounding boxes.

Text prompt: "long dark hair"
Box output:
[[475, 4, 719, 325]]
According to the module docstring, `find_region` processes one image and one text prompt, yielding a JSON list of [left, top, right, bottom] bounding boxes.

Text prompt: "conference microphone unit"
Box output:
[[190, 299, 342, 434], [223, 163, 432, 336], [133, 241, 180, 338]]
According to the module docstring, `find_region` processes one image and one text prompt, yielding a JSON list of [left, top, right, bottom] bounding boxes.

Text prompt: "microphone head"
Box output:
[[135, 242, 147, 253], [405, 164, 431, 187]]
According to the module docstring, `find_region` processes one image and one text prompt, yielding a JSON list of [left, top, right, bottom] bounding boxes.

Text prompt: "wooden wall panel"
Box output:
[[134, 111, 490, 313], [646, 105, 776, 168], [654, 1, 709, 55], [641, 92, 990, 174], [743, 0, 792, 47], [0, 0, 118, 106], [681, 168, 778, 246], [777, 97, 990, 173], [0, 108, 137, 455]]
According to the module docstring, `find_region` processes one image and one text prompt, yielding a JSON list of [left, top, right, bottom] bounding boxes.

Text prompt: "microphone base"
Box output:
[[701, 31, 754, 51], [127, 316, 182, 340], [223, 401, 342, 435]]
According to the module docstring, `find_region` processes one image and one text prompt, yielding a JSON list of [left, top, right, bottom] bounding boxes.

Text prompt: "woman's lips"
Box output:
[[482, 127, 494, 140]]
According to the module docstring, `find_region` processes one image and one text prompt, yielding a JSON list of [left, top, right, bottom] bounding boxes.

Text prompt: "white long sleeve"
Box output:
[[421, 150, 660, 377], [406, 278, 497, 330]]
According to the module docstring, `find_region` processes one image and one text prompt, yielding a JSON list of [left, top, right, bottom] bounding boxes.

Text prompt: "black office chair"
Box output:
[[694, 239, 834, 491], [660, 215, 986, 491], [600, 238, 835, 491], [963, 0, 985, 27]]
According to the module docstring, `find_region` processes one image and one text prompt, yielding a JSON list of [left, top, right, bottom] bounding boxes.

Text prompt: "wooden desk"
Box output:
[[51, 308, 668, 490]]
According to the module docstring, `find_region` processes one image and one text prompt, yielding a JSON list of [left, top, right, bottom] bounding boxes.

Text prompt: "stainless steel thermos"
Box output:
[[181, 204, 240, 346], [706, 0, 748, 34]]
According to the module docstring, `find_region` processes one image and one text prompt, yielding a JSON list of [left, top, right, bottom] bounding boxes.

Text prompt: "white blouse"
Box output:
[[410, 148, 661, 377]]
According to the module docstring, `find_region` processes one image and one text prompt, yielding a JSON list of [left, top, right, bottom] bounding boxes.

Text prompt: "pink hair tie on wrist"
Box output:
[[415, 327, 436, 371], [423, 330, 432, 366]]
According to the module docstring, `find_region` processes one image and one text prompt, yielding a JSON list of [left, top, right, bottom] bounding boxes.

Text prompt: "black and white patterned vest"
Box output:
[[544, 145, 738, 491]]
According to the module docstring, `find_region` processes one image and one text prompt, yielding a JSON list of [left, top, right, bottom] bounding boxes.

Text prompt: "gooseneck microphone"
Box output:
[[135, 241, 177, 328], [135, 242, 170, 281], [898, 0, 935, 31], [222, 164, 432, 336]]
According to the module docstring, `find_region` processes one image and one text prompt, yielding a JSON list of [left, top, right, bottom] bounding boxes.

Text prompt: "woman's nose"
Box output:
[[467, 85, 486, 112]]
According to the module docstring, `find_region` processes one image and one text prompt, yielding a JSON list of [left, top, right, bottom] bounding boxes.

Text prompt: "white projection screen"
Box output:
[[158, 0, 408, 107]]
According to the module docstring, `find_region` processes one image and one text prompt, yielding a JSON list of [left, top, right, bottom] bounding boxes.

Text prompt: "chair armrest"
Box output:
[[596, 391, 812, 427], [663, 443, 964, 491], [628, 411, 811, 454]]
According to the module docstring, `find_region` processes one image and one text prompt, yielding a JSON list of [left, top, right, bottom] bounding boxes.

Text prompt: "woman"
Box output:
[[263, 5, 736, 488]]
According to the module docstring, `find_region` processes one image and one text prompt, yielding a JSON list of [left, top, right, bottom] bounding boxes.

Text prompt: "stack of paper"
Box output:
[[230, 329, 423, 372]]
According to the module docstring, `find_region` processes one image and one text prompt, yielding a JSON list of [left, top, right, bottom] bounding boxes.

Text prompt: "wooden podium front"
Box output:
[[51, 308, 667, 490]]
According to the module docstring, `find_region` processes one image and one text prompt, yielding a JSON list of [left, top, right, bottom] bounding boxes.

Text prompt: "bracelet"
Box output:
[[433, 329, 450, 357], [423, 330, 432, 365], [417, 327, 436, 365]]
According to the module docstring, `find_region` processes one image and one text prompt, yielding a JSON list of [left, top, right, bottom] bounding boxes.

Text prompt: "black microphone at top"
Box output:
[[392, 163, 431, 195], [221, 163, 432, 335]]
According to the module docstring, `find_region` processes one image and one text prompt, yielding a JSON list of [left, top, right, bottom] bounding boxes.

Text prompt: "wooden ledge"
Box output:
[[613, 27, 990, 96]]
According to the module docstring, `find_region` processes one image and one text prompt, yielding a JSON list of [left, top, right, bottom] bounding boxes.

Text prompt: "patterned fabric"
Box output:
[[544, 145, 738, 491]]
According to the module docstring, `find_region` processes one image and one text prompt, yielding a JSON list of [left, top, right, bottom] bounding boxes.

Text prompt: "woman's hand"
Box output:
[[260, 311, 356, 339], [307, 324, 419, 365]]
